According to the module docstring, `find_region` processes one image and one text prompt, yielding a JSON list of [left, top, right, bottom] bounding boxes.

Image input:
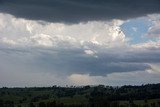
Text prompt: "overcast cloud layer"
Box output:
[[0, 0, 160, 23]]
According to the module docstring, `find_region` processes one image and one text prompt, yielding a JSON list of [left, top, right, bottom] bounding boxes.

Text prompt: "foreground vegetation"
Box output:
[[0, 83, 160, 107]]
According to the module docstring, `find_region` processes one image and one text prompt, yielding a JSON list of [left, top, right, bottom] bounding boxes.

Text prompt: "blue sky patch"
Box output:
[[121, 18, 153, 44]]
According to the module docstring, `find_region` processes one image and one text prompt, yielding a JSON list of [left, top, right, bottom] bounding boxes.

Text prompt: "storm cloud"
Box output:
[[0, 0, 160, 23], [0, 11, 160, 86], [0, 13, 160, 76]]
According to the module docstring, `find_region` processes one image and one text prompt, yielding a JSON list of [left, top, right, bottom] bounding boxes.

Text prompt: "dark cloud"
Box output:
[[0, 0, 160, 23], [1, 46, 158, 76]]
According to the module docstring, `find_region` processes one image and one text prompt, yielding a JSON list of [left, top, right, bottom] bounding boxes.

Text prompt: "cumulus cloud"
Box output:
[[0, 13, 126, 48], [0, 13, 160, 86], [0, 0, 160, 23], [0, 13, 160, 75], [145, 14, 160, 38]]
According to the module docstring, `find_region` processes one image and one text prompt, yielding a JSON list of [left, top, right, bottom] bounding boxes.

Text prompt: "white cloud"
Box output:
[[0, 13, 126, 49], [147, 63, 160, 74], [1, 13, 160, 86], [84, 50, 98, 58], [2, 37, 17, 45], [131, 41, 160, 49], [30, 34, 54, 47], [68, 74, 93, 85], [145, 14, 160, 38]]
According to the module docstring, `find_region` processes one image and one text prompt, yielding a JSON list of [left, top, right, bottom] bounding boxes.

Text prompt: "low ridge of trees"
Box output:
[[0, 83, 160, 107]]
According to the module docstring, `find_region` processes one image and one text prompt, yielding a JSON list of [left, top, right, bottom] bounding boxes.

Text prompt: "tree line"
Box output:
[[0, 83, 160, 107]]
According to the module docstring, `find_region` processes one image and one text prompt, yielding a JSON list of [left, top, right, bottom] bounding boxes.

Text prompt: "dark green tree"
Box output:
[[38, 102, 46, 107], [29, 102, 35, 107]]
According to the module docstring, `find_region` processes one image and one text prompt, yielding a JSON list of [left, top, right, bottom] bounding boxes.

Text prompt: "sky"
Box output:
[[0, 0, 160, 87]]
